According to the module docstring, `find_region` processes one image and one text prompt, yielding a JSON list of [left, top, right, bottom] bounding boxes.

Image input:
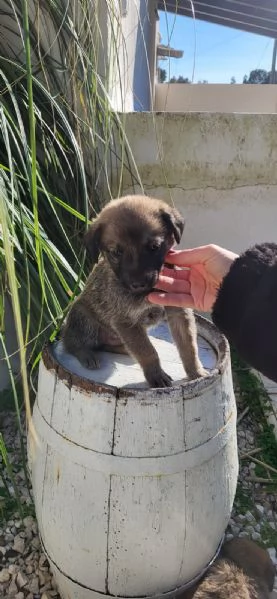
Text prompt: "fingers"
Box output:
[[161, 266, 190, 280], [149, 270, 194, 308], [148, 291, 195, 309], [154, 274, 190, 294], [165, 246, 212, 266]]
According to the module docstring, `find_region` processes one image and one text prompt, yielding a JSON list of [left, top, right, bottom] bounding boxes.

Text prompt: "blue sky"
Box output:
[[158, 11, 274, 83]]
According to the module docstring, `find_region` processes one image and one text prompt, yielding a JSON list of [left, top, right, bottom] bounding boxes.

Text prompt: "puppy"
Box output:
[[61, 195, 206, 388], [182, 538, 275, 599]]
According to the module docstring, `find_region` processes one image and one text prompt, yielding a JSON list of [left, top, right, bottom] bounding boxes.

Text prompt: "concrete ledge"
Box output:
[[155, 84, 277, 114]]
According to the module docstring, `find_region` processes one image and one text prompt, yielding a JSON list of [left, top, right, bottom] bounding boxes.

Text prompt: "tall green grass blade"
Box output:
[[0, 0, 144, 518]]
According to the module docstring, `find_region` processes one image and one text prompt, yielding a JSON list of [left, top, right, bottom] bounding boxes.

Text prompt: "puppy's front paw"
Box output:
[[145, 366, 172, 388], [187, 366, 209, 379], [78, 351, 100, 370]]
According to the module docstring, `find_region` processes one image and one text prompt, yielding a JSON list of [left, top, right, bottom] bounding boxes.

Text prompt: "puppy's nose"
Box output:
[[129, 276, 153, 293], [129, 280, 150, 293]]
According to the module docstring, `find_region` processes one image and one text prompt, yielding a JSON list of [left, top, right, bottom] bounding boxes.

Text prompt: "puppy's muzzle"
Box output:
[[127, 272, 158, 295]]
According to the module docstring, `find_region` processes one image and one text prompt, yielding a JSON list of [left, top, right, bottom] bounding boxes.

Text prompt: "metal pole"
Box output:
[[270, 38, 277, 84]]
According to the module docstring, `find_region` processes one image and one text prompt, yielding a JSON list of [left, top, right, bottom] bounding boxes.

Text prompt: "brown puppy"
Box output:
[[61, 195, 206, 387], [182, 538, 275, 599]]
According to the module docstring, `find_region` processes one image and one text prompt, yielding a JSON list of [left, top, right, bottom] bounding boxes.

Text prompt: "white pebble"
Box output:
[[246, 525, 255, 533], [13, 534, 25, 554], [237, 514, 246, 522], [17, 571, 28, 588], [23, 516, 35, 529], [31, 536, 41, 550], [245, 510, 255, 523], [28, 575, 39, 594], [0, 568, 10, 583], [38, 570, 47, 586], [8, 577, 18, 596], [8, 564, 17, 574], [40, 582, 52, 593], [5, 533, 14, 542], [246, 431, 254, 444], [39, 553, 48, 568]]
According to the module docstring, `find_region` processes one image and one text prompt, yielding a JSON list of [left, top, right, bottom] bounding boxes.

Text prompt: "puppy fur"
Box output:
[[61, 195, 205, 388], [181, 538, 275, 599]]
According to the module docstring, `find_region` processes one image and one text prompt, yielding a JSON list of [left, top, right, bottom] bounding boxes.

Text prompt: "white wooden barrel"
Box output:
[[28, 315, 238, 599]]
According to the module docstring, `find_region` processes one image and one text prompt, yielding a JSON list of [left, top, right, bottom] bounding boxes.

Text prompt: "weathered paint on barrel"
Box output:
[[28, 315, 238, 599]]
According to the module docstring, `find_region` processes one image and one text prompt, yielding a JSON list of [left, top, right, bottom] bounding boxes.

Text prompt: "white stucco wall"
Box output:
[[115, 112, 277, 254], [109, 0, 156, 111]]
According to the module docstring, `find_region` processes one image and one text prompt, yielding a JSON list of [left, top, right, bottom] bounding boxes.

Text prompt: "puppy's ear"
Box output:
[[160, 207, 185, 244], [84, 221, 103, 264]]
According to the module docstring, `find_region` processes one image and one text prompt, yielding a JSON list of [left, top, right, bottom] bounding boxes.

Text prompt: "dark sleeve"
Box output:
[[212, 243, 277, 383]]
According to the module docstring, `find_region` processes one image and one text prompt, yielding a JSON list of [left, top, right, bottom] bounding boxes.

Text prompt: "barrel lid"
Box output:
[[43, 315, 229, 398]]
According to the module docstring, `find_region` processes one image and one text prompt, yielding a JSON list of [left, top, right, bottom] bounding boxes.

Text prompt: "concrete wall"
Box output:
[[155, 84, 277, 114], [115, 112, 277, 254]]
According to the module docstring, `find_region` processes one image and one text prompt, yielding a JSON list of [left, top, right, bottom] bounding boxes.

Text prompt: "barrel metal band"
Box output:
[[33, 403, 236, 475], [42, 534, 224, 599]]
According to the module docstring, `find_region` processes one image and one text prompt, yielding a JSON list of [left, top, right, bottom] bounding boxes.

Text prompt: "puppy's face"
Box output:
[[84, 196, 184, 296]]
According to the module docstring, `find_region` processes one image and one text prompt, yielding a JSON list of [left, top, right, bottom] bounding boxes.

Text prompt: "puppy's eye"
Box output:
[[148, 241, 161, 252], [108, 247, 122, 259]]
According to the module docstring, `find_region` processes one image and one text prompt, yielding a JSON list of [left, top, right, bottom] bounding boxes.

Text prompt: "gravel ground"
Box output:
[[0, 390, 277, 599]]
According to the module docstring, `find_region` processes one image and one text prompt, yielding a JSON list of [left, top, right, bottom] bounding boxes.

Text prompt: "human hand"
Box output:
[[148, 244, 238, 312]]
